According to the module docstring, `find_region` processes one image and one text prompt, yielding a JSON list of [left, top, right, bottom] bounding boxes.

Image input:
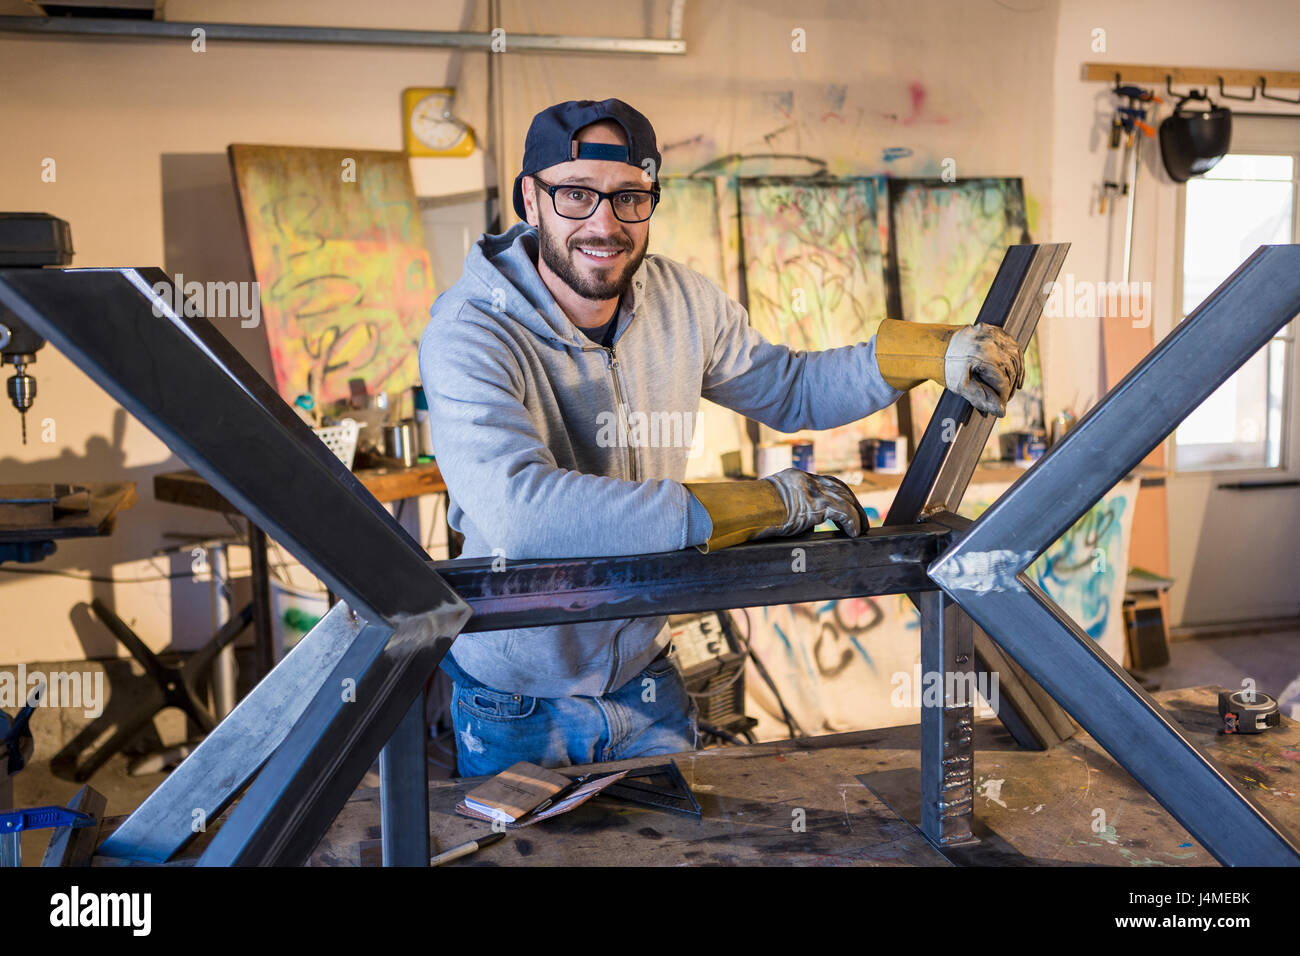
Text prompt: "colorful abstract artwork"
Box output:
[[741, 478, 1138, 742], [648, 176, 730, 291], [651, 177, 749, 480], [890, 178, 1044, 446], [739, 177, 896, 470], [229, 145, 433, 406]]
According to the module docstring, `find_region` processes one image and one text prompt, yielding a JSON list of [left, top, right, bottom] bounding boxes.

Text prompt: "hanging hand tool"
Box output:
[[1112, 84, 1162, 283]]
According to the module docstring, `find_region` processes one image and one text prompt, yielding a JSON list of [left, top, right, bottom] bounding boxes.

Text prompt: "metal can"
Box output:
[[791, 440, 815, 472]]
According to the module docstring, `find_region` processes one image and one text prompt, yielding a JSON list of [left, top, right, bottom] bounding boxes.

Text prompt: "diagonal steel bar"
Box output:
[[931, 244, 1300, 866], [0, 266, 472, 864], [889, 243, 1076, 753], [887, 243, 1069, 526], [0, 266, 469, 629], [95, 602, 371, 862], [197, 618, 448, 866]]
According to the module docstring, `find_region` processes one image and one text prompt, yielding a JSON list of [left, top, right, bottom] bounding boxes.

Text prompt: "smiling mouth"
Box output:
[[574, 245, 626, 263]]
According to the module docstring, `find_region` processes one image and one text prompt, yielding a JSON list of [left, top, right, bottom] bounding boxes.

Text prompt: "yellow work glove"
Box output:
[[685, 468, 869, 553], [876, 319, 1025, 417]]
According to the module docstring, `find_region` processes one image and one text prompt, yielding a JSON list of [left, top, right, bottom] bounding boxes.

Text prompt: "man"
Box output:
[[419, 98, 1023, 777]]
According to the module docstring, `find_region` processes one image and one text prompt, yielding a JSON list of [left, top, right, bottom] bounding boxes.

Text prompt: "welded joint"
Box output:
[[387, 604, 472, 651], [932, 551, 1035, 595]]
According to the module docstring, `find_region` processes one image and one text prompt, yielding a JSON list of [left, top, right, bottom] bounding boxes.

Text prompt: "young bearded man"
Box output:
[[419, 98, 1024, 777]]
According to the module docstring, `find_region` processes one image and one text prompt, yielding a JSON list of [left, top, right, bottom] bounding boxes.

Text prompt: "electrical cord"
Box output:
[[722, 608, 805, 740]]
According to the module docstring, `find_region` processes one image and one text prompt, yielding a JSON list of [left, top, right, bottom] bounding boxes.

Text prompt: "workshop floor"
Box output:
[[8, 626, 1298, 865]]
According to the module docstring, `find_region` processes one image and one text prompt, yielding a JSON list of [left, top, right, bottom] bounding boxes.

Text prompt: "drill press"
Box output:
[[0, 213, 74, 444]]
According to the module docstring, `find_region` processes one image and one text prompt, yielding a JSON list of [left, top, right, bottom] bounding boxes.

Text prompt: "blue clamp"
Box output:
[[0, 806, 95, 834]]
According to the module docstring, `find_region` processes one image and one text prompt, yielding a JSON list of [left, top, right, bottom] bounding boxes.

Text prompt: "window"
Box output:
[[1175, 154, 1296, 471]]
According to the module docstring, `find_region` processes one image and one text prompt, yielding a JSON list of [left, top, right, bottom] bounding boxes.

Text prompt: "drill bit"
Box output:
[[20, 409, 26, 445]]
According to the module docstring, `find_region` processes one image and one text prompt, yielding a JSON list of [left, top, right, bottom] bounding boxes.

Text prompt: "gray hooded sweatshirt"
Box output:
[[419, 221, 903, 698]]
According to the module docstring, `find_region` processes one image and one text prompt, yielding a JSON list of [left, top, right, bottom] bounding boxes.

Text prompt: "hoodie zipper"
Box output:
[[603, 344, 639, 482], [601, 342, 631, 696]]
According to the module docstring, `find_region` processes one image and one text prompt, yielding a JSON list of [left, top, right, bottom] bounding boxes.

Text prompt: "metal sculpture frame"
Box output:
[[2, 241, 1297, 867]]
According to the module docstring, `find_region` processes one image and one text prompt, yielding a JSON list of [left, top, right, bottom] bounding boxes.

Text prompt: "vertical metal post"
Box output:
[[209, 542, 237, 719], [0, 711, 16, 867], [380, 689, 429, 866], [248, 522, 275, 680], [918, 591, 978, 848], [0, 833, 19, 867]]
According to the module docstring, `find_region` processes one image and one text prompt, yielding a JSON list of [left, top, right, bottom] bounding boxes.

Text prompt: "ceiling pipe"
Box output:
[[0, 14, 687, 55]]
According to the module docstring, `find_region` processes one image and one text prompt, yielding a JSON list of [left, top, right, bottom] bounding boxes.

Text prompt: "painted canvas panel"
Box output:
[[651, 176, 750, 479], [890, 178, 1045, 448], [741, 477, 1138, 741], [739, 177, 896, 471], [229, 144, 433, 406], [648, 176, 729, 290]]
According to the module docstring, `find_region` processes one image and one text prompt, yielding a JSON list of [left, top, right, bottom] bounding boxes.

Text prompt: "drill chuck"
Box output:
[[6, 356, 37, 413]]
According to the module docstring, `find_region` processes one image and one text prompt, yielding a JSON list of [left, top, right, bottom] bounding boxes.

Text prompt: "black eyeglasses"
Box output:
[[532, 177, 660, 223]]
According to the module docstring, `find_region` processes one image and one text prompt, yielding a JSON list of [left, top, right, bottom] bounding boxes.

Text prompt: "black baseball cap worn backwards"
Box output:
[[512, 98, 662, 221]]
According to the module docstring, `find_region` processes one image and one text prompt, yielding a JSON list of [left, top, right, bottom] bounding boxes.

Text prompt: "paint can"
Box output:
[[859, 437, 905, 474], [1001, 430, 1047, 466], [791, 440, 815, 472]]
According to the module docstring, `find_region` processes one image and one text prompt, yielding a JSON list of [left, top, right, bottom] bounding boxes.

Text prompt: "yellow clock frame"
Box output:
[[402, 87, 475, 158]]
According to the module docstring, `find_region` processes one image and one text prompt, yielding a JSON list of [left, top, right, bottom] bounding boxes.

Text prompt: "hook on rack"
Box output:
[[1259, 76, 1300, 105], [1166, 74, 1210, 104], [1216, 76, 1256, 102]]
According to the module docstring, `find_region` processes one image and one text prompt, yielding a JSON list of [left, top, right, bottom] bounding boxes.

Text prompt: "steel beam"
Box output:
[[917, 591, 978, 848], [0, 267, 469, 630], [890, 244, 1076, 756], [931, 244, 1300, 866], [439, 525, 948, 631], [380, 693, 431, 867], [0, 266, 470, 866], [196, 621, 450, 866], [888, 243, 1069, 525], [96, 602, 372, 862]]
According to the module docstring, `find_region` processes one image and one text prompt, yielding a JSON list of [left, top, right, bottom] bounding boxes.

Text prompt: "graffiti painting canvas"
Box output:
[[739, 177, 896, 470], [229, 144, 433, 406], [890, 178, 1045, 448]]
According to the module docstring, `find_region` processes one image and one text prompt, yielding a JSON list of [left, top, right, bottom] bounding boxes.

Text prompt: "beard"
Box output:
[[537, 220, 647, 302]]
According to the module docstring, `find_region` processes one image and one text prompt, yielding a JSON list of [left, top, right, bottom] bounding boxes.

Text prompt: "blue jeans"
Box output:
[[440, 650, 699, 778]]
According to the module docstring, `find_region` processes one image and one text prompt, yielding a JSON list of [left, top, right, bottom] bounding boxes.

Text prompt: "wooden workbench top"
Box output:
[[0, 481, 136, 541], [303, 685, 1298, 867], [153, 461, 445, 513]]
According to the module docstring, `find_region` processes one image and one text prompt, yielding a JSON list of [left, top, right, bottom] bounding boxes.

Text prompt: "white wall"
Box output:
[[1, 0, 1069, 664], [1046, 0, 1300, 421], [0, 0, 489, 662]]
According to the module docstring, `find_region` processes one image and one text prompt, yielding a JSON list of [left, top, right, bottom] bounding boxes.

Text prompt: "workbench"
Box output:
[[152, 462, 447, 680], [9, 243, 1298, 866], [0, 481, 137, 565], [293, 685, 1298, 867]]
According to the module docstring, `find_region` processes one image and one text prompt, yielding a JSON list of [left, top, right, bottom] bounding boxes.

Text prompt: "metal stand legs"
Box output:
[[918, 592, 978, 848], [380, 691, 430, 866]]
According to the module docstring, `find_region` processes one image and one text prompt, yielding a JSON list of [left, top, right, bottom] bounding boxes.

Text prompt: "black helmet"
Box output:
[[1159, 92, 1232, 183]]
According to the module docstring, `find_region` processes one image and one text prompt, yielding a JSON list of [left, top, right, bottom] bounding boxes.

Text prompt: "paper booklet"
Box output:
[[455, 761, 630, 829]]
